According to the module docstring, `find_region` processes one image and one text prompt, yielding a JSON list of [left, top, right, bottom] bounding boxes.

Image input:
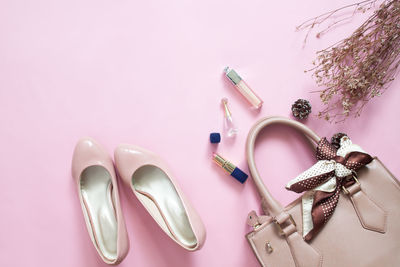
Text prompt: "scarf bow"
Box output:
[[286, 136, 372, 241]]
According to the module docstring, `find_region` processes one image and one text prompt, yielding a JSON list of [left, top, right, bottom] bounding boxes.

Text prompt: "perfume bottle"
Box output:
[[224, 67, 263, 109], [221, 98, 238, 137]]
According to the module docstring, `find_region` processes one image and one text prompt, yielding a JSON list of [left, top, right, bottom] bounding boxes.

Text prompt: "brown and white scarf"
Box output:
[[286, 136, 372, 241]]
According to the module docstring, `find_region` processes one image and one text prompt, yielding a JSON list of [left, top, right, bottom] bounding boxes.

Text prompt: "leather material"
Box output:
[[71, 138, 129, 265], [345, 183, 387, 233], [285, 229, 322, 267], [245, 117, 400, 267], [276, 212, 322, 267], [246, 117, 320, 216], [247, 211, 262, 227], [114, 144, 206, 251], [247, 211, 270, 228]]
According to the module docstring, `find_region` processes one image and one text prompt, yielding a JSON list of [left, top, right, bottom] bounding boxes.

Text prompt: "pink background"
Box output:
[[1, 0, 399, 266]]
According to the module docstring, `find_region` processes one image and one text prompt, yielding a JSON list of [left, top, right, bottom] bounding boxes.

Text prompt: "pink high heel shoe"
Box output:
[[71, 138, 129, 265], [114, 144, 206, 251]]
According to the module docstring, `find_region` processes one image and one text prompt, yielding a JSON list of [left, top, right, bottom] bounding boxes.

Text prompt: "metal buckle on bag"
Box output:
[[342, 172, 360, 195], [274, 214, 296, 235]]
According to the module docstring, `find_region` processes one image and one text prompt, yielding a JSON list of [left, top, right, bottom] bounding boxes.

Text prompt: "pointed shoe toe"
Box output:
[[72, 138, 129, 265], [114, 144, 206, 251]]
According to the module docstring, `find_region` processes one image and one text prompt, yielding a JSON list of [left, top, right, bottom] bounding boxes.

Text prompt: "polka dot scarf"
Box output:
[[286, 136, 373, 241]]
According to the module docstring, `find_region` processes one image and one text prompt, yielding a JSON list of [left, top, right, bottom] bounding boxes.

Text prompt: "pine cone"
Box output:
[[331, 133, 348, 149], [291, 99, 312, 119]]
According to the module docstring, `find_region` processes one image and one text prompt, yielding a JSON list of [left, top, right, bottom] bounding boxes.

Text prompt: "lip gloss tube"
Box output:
[[224, 67, 263, 109]]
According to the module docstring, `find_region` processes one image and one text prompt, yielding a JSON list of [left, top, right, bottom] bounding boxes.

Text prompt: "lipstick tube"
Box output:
[[212, 153, 248, 184], [224, 67, 263, 109]]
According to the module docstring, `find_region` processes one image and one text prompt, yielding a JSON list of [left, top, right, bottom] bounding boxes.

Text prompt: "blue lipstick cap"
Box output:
[[210, 132, 221, 143], [231, 167, 248, 183]]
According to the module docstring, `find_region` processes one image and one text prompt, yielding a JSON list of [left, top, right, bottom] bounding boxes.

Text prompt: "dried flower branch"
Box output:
[[299, 0, 400, 122], [297, 0, 378, 45]]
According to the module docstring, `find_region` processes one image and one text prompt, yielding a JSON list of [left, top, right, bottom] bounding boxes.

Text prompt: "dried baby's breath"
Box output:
[[299, 0, 400, 122]]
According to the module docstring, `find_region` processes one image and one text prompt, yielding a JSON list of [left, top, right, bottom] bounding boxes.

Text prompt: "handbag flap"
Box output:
[[247, 221, 296, 267]]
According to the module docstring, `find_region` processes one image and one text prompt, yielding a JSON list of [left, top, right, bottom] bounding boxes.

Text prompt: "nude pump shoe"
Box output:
[[114, 144, 206, 251], [71, 138, 129, 265]]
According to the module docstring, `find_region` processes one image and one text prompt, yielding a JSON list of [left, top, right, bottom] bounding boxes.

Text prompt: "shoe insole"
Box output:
[[132, 165, 197, 248], [80, 166, 118, 262]]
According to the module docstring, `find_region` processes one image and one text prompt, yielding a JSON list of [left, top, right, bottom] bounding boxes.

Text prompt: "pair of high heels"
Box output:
[[71, 138, 206, 265]]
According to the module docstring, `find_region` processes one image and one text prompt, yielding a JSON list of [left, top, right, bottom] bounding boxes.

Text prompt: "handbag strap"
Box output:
[[246, 117, 323, 267], [246, 116, 321, 216]]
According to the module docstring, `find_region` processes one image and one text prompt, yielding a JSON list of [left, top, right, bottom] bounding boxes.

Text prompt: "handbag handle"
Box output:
[[246, 116, 321, 216]]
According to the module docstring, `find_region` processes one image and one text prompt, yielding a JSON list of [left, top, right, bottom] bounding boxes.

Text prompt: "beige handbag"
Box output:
[[245, 117, 400, 267]]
